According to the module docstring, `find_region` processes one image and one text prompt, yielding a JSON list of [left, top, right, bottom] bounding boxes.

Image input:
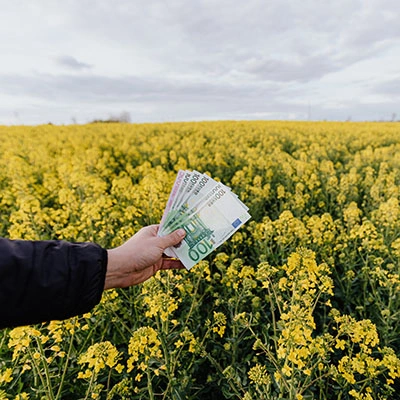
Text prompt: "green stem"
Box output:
[[248, 326, 291, 394], [55, 327, 76, 399], [146, 364, 155, 400], [206, 352, 244, 398], [37, 338, 56, 400], [183, 272, 203, 327], [83, 371, 97, 400], [28, 344, 55, 400]]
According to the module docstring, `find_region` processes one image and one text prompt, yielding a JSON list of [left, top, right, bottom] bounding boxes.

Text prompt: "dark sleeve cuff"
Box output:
[[0, 239, 108, 329], [64, 242, 108, 319]]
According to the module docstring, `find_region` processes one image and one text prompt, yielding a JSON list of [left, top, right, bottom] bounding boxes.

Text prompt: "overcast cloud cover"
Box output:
[[1, 0, 399, 125]]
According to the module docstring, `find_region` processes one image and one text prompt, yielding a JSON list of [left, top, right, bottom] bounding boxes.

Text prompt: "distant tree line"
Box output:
[[90, 111, 131, 123]]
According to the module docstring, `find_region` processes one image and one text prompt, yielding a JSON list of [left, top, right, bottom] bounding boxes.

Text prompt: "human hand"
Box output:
[[104, 225, 186, 289]]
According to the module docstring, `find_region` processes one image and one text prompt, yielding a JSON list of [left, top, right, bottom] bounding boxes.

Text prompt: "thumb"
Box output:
[[159, 228, 186, 249]]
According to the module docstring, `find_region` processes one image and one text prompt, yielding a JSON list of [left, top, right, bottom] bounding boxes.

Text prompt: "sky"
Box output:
[[1, 0, 400, 125]]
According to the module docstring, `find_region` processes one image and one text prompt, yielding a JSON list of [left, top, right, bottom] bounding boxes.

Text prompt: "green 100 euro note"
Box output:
[[159, 170, 251, 270]]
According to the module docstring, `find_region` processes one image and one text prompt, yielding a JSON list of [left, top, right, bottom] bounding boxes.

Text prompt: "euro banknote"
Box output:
[[159, 170, 251, 270]]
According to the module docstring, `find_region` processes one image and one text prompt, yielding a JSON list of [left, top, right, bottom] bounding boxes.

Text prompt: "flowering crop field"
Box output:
[[0, 121, 399, 399]]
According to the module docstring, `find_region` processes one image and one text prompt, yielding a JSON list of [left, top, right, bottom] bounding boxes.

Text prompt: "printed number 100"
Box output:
[[188, 239, 213, 261]]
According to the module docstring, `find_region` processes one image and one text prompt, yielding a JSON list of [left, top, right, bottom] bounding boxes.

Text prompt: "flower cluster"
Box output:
[[78, 341, 123, 377]]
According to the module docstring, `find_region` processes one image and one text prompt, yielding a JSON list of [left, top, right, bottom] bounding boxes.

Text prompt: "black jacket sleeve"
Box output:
[[0, 238, 108, 329]]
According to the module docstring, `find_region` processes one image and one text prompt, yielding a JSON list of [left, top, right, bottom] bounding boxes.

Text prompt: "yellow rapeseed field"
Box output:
[[0, 121, 399, 399]]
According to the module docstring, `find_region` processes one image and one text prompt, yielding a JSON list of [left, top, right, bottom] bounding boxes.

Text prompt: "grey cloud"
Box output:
[[238, 54, 341, 83], [0, 70, 302, 125], [0, 72, 283, 104], [1, 76, 398, 125], [342, 4, 400, 49], [372, 77, 400, 98], [52, 1, 397, 86], [56, 55, 92, 70], [157, 1, 390, 84]]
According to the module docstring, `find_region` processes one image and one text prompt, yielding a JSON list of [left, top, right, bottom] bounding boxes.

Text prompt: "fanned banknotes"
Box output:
[[159, 170, 251, 270]]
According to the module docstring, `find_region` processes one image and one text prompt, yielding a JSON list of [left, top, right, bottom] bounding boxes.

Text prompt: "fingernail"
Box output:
[[177, 228, 186, 238]]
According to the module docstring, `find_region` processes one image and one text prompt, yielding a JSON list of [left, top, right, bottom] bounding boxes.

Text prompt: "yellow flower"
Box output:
[[0, 368, 13, 385], [78, 369, 92, 379], [335, 339, 346, 350], [212, 311, 227, 338], [338, 356, 356, 384], [78, 341, 120, 375], [281, 363, 292, 377], [135, 373, 143, 382], [127, 327, 162, 372], [8, 326, 41, 360], [14, 394, 29, 400], [115, 364, 124, 373], [248, 364, 270, 386]]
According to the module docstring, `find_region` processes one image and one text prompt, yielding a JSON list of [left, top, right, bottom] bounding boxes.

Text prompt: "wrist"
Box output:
[[104, 248, 125, 290]]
